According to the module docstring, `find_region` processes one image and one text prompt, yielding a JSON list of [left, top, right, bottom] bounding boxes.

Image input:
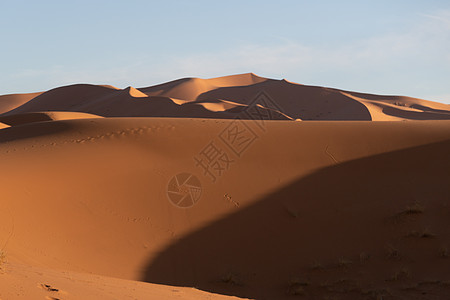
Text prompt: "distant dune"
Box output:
[[0, 91, 42, 114], [0, 74, 449, 300], [1, 73, 449, 121]]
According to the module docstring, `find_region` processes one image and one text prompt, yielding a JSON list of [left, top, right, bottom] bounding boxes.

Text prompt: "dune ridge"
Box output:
[[1, 73, 448, 121], [0, 92, 42, 114]]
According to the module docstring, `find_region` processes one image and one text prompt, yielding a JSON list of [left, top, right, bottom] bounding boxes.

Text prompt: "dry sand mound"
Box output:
[[1, 81, 291, 120], [0, 92, 42, 114], [0, 74, 449, 299], [140, 73, 267, 101], [0, 117, 449, 299], [0, 261, 241, 300], [2, 73, 449, 120]]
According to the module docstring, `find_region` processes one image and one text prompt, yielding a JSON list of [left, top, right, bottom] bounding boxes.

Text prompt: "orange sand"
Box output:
[[0, 74, 449, 299]]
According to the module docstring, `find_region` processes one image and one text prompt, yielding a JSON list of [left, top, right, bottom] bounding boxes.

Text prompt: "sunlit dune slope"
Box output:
[[1, 73, 449, 120], [0, 92, 42, 114], [0, 117, 448, 299]]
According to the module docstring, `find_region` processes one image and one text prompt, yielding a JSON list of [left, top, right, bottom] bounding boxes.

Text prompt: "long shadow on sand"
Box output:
[[0, 119, 74, 144], [142, 139, 450, 299]]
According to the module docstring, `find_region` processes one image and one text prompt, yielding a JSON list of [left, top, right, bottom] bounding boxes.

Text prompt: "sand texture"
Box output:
[[0, 74, 449, 299]]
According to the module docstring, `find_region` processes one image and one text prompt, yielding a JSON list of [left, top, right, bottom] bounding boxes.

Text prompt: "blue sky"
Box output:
[[1, 0, 449, 103]]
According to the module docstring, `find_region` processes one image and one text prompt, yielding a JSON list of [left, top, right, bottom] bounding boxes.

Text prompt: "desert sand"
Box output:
[[0, 74, 449, 299]]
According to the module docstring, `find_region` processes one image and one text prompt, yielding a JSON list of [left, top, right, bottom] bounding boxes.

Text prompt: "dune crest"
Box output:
[[206, 72, 268, 86], [125, 86, 148, 98], [0, 92, 43, 114], [1, 73, 448, 121], [341, 91, 450, 120], [140, 73, 269, 101]]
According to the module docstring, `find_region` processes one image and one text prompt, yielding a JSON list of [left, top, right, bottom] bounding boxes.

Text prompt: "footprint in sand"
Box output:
[[40, 284, 61, 300], [40, 284, 59, 292]]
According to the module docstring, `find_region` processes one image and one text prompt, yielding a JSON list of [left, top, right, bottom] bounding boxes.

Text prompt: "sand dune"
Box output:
[[1, 74, 448, 120], [0, 92, 42, 114], [0, 261, 242, 300], [341, 91, 450, 121], [0, 117, 449, 299], [0, 74, 449, 299], [139, 73, 268, 101], [2, 81, 290, 120]]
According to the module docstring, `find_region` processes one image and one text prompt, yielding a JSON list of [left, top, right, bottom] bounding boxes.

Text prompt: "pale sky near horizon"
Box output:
[[1, 0, 449, 104]]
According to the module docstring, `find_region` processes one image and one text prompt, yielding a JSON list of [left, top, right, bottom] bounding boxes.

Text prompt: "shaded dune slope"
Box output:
[[3, 82, 291, 121], [1, 73, 449, 121], [0, 92, 42, 114], [0, 111, 102, 126], [144, 139, 450, 299]]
